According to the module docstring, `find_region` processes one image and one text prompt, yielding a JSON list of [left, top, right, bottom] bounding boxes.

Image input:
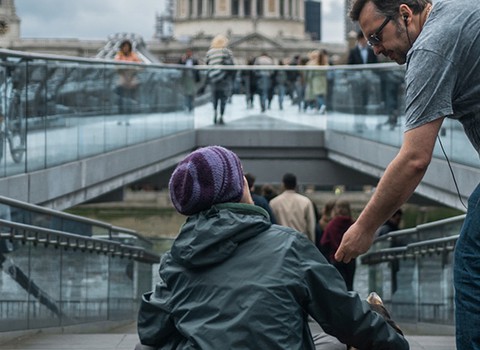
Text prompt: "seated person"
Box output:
[[137, 146, 408, 349]]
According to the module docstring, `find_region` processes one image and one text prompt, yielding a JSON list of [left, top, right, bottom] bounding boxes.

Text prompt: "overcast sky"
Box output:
[[16, 0, 345, 43]]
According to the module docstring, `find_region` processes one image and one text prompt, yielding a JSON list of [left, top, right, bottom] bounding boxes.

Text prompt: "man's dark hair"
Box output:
[[245, 173, 255, 189], [282, 173, 297, 190], [350, 0, 432, 21]]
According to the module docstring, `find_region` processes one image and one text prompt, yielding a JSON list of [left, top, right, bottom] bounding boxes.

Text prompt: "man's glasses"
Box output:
[[367, 17, 392, 47]]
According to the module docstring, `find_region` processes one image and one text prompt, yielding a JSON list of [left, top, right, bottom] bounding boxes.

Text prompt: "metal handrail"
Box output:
[[0, 48, 402, 72], [0, 219, 160, 263], [362, 234, 458, 265], [0, 195, 111, 229]]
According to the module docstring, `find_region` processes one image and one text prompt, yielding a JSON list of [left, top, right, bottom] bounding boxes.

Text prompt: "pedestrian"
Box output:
[[270, 173, 316, 242], [205, 34, 235, 125], [320, 200, 356, 291], [114, 39, 142, 116], [178, 48, 200, 112]]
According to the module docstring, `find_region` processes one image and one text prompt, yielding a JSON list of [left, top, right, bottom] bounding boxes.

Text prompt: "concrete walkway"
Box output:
[[0, 321, 456, 349]]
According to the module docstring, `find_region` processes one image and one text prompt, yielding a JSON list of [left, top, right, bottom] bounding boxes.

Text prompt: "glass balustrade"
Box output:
[[362, 215, 463, 326], [0, 195, 158, 332], [0, 49, 478, 180]]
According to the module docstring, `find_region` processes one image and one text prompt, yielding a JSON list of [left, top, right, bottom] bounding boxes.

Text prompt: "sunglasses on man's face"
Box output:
[[367, 17, 392, 47]]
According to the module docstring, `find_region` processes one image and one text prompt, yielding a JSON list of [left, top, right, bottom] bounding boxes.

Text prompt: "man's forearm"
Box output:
[[355, 150, 427, 237]]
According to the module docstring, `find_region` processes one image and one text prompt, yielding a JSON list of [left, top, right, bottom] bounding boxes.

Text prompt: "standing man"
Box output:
[[254, 52, 274, 113], [270, 173, 316, 242], [335, 1, 480, 348], [348, 30, 378, 65], [348, 30, 378, 123]]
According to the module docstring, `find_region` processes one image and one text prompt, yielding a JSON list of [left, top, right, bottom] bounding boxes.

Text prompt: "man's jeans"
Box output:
[[454, 183, 480, 349]]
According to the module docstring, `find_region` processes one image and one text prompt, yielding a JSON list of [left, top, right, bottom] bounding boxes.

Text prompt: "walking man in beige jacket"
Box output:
[[270, 173, 316, 242]]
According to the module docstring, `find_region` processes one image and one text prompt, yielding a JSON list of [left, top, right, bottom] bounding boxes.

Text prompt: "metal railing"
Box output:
[[360, 215, 464, 327], [0, 48, 477, 181], [0, 194, 159, 333]]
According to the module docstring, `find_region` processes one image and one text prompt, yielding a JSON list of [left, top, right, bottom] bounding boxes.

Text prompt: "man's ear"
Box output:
[[399, 3, 413, 23]]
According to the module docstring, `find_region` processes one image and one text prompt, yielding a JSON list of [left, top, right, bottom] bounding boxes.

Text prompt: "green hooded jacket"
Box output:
[[138, 203, 409, 349]]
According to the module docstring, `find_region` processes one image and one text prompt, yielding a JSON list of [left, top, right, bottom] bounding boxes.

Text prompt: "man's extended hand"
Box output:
[[334, 223, 375, 263]]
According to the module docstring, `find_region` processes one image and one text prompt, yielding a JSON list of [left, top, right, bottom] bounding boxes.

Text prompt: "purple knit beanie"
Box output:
[[169, 146, 244, 215]]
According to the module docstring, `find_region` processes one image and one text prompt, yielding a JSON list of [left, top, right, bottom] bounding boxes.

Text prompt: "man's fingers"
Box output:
[[334, 247, 352, 264]]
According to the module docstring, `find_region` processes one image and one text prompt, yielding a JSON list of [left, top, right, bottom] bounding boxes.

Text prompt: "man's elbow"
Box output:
[[407, 154, 431, 175]]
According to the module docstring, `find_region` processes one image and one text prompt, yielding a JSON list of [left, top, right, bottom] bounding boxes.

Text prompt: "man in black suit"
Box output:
[[348, 31, 378, 118], [348, 30, 378, 65]]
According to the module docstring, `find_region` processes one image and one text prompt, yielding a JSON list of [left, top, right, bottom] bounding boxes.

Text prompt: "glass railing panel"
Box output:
[[1, 57, 28, 176], [84, 253, 109, 322], [72, 64, 107, 160], [101, 63, 189, 151], [0, 50, 198, 179], [325, 63, 479, 169], [27, 244, 62, 329], [327, 64, 406, 143], [0, 238, 30, 331], [61, 251, 88, 326], [390, 259, 418, 322], [417, 252, 454, 325], [108, 255, 134, 320], [0, 213, 158, 332]]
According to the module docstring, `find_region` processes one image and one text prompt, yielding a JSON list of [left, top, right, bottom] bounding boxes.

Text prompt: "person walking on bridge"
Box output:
[[137, 146, 408, 350], [335, 1, 480, 348]]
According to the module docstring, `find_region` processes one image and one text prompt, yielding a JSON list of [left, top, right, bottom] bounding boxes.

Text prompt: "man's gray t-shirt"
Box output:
[[405, 0, 480, 153]]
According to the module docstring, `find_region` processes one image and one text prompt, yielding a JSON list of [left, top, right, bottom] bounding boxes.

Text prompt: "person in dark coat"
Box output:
[[348, 30, 378, 117], [348, 30, 378, 65], [320, 200, 356, 291], [137, 146, 408, 350], [245, 172, 276, 224]]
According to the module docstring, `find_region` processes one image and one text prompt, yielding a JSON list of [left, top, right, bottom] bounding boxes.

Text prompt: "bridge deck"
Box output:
[[0, 321, 455, 349]]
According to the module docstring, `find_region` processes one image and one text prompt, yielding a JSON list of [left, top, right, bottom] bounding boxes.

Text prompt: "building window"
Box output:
[[280, 0, 284, 17], [257, 0, 264, 16], [232, 0, 239, 15], [198, 0, 203, 16], [244, 0, 251, 16], [288, 0, 293, 17]]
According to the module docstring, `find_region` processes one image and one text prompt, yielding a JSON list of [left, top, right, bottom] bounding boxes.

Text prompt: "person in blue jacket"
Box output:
[[137, 146, 409, 350]]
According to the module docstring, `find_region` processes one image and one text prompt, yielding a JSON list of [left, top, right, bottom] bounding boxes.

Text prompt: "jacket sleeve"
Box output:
[[137, 257, 187, 347], [297, 238, 409, 350]]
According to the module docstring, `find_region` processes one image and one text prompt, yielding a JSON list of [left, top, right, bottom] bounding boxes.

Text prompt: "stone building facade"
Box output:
[[0, 0, 349, 64]]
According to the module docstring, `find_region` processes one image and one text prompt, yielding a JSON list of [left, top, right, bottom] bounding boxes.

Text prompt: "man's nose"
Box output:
[[372, 45, 384, 56]]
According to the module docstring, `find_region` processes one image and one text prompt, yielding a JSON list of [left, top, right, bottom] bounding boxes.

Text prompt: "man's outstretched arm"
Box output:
[[335, 117, 444, 263]]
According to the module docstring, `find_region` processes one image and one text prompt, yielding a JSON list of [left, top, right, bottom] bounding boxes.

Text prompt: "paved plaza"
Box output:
[[0, 321, 456, 349]]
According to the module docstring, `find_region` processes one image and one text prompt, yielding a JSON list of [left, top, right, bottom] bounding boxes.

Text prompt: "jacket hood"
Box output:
[[170, 203, 271, 268]]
